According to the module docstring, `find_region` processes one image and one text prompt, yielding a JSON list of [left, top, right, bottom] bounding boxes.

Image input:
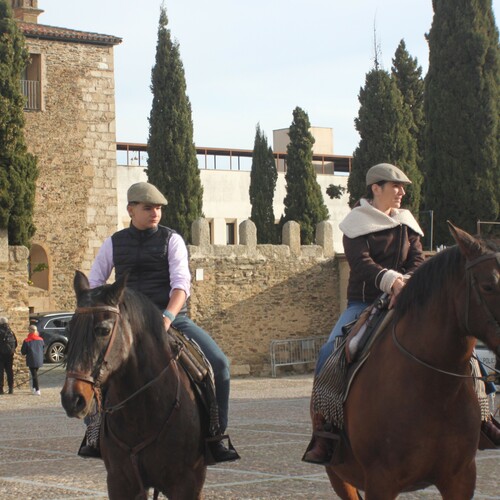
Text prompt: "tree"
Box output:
[[281, 107, 329, 244], [0, 0, 38, 247], [348, 68, 422, 215], [391, 40, 425, 177], [249, 125, 278, 243], [424, 0, 500, 244], [325, 184, 346, 199], [146, 5, 203, 243]]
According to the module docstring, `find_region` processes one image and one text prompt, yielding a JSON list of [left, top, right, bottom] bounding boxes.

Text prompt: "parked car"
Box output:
[[476, 341, 497, 374], [476, 341, 499, 393], [29, 312, 74, 363]]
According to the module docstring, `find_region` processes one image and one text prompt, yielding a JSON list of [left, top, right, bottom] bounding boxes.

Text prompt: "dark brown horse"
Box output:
[[325, 223, 500, 499], [60, 271, 207, 500]]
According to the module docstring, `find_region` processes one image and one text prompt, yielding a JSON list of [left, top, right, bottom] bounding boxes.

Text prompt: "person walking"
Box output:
[[21, 325, 44, 396], [84, 181, 239, 462], [0, 317, 18, 394]]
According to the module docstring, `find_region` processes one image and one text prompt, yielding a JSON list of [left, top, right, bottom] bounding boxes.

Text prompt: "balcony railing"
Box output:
[[20, 79, 41, 110]]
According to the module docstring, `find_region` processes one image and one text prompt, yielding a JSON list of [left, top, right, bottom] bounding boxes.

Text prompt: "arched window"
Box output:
[[29, 244, 49, 290]]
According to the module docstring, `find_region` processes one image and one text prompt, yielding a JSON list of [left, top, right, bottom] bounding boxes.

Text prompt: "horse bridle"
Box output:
[[66, 304, 179, 413], [392, 251, 500, 381]]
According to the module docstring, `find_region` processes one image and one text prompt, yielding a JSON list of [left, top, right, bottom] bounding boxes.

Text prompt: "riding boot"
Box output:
[[302, 411, 338, 465], [481, 418, 500, 446], [206, 434, 240, 463]]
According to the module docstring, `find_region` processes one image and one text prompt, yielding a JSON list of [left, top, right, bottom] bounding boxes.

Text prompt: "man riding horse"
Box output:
[[79, 181, 239, 463]]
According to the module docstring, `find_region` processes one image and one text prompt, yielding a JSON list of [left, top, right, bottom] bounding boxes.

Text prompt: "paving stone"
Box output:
[[0, 366, 497, 499]]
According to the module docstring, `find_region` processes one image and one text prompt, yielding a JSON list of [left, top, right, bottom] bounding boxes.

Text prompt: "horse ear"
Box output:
[[447, 221, 483, 261], [107, 271, 128, 305], [74, 271, 90, 297]]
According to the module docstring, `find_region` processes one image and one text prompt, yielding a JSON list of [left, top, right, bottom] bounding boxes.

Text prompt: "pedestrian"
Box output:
[[0, 317, 18, 394], [21, 324, 44, 396], [82, 181, 239, 462]]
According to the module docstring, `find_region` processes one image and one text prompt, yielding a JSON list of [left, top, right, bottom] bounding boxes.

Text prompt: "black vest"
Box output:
[[112, 224, 175, 310]]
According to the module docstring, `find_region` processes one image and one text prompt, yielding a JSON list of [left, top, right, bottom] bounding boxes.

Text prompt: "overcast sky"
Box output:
[[39, 0, 500, 156]]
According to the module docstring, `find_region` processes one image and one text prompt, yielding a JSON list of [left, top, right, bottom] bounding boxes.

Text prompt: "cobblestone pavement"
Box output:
[[0, 365, 498, 499]]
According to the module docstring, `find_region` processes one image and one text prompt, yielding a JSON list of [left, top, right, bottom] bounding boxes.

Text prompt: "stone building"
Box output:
[[12, 0, 122, 312]]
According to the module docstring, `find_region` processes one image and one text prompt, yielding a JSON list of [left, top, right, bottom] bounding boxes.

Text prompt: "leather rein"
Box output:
[[392, 251, 500, 382]]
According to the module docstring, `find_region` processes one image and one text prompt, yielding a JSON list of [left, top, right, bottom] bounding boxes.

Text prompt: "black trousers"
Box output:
[[29, 367, 40, 391], [0, 355, 14, 391]]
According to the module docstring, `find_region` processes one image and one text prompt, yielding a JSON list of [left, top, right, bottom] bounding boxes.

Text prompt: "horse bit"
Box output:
[[392, 251, 500, 381]]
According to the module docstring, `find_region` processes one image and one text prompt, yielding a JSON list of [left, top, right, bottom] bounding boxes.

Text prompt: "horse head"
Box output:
[[60, 270, 131, 419], [448, 221, 500, 360]]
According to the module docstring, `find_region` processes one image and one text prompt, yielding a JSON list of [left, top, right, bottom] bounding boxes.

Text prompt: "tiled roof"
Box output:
[[18, 22, 122, 46]]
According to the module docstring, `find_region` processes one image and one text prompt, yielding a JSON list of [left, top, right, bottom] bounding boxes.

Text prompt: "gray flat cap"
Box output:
[[366, 163, 412, 186], [127, 182, 168, 205]]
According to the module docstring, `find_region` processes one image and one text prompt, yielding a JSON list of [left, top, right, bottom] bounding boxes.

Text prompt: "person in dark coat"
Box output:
[[21, 325, 44, 396], [0, 317, 18, 394]]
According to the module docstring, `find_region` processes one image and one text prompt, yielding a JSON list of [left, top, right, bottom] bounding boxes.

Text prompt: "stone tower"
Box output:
[[13, 1, 122, 311]]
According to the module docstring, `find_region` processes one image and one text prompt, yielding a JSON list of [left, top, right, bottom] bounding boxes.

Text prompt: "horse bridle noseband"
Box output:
[[66, 305, 179, 413], [392, 251, 500, 381]]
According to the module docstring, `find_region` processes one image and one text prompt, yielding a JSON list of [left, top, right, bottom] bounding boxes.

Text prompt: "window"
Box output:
[[226, 221, 236, 245], [207, 219, 214, 244], [21, 53, 42, 111]]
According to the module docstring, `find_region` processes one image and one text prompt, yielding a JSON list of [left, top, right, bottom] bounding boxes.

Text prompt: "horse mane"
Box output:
[[394, 236, 499, 321], [66, 283, 168, 369]]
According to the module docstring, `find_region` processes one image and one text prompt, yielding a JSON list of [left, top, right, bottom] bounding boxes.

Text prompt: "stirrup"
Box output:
[[302, 430, 341, 465]]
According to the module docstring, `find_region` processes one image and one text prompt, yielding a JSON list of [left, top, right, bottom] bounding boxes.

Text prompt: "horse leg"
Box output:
[[326, 468, 361, 500], [435, 460, 476, 500]]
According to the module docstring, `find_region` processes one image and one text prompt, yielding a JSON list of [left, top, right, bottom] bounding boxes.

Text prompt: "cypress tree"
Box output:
[[146, 5, 203, 243], [424, 0, 500, 244], [391, 40, 425, 176], [349, 68, 422, 215], [0, 0, 38, 247], [249, 125, 278, 243], [281, 107, 329, 244]]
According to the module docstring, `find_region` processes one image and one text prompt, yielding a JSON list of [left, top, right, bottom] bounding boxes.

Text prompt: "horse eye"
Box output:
[[94, 320, 114, 337], [480, 284, 495, 293], [94, 326, 110, 337]]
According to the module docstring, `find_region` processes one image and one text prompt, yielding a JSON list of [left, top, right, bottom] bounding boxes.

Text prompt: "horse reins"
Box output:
[[392, 251, 500, 381]]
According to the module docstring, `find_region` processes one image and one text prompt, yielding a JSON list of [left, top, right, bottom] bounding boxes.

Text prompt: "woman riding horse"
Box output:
[[304, 164, 500, 465]]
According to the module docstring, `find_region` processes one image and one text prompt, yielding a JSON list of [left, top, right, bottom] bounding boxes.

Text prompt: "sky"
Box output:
[[39, 0, 500, 156]]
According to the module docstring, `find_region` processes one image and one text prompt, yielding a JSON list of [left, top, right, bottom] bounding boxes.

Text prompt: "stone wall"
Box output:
[[187, 219, 341, 376], [0, 230, 30, 384], [23, 38, 118, 311]]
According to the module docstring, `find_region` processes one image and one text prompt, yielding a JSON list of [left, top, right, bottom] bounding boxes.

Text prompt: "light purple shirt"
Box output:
[[88, 231, 191, 299]]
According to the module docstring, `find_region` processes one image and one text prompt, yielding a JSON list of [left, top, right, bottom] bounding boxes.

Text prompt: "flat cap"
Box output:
[[366, 163, 412, 186], [127, 182, 168, 205]]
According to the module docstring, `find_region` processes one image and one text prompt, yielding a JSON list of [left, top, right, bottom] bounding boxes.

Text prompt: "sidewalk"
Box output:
[[0, 365, 498, 499]]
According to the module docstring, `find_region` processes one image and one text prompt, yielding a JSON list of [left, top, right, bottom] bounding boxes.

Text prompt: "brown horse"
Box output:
[[60, 271, 207, 500], [324, 223, 500, 499]]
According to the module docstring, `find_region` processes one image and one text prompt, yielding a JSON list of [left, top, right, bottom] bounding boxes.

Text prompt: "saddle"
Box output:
[[344, 294, 392, 364], [167, 327, 239, 464]]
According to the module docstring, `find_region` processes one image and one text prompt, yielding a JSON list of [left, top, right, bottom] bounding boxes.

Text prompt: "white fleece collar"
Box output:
[[339, 198, 424, 238]]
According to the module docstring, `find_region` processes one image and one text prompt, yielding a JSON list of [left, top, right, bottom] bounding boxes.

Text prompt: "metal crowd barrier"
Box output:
[[270, 335, 328, 377]]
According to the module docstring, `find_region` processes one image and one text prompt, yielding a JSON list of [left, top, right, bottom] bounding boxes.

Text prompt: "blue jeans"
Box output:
[[172, 315, 231, 432], [315, 301, 368, 375]]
